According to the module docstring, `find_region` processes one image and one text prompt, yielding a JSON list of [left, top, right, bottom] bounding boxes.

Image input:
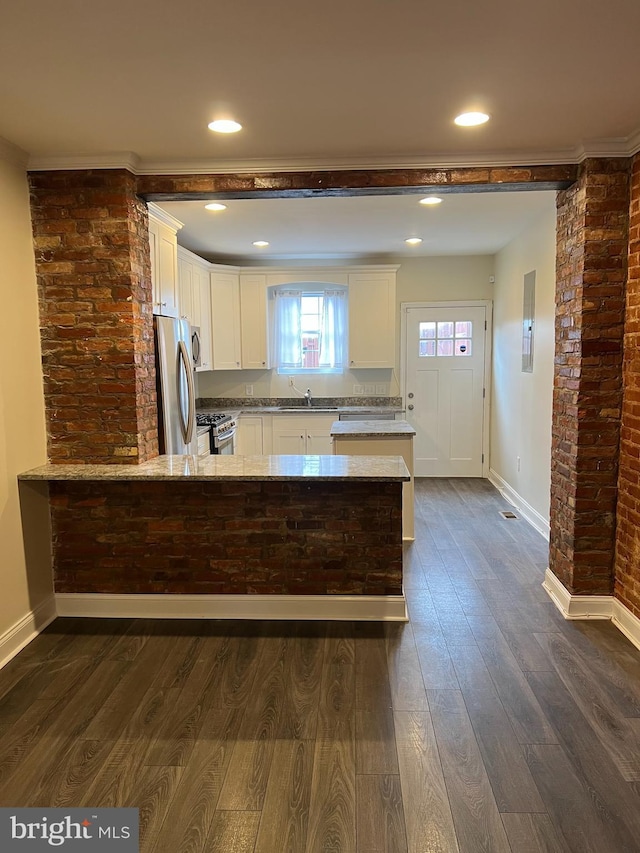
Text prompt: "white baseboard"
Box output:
[[0, 595, 57, 670], [488, 469, 550, 540], [55, 592, 408, 622], [543, 568, 640, 652]]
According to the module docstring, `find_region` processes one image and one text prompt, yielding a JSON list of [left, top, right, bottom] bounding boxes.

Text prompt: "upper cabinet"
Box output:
[[348, 271, 396, 368], [178, 247, 214, 371], [240, 274, 271, 370], [211, 267, 242, 370], [148, 203, 183, 318]]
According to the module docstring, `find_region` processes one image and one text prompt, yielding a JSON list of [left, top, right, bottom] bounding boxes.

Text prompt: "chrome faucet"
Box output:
[[304, 388, 312, 407]]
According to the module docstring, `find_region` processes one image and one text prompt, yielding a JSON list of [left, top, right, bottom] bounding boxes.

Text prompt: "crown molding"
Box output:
[[0, 136, 29, 168], [23, 128, 640, 176], [27, 151, 141, 172], [147, 201, 183, 231]]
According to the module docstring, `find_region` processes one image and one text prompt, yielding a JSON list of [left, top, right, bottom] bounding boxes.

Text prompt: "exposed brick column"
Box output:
[[550, 158, 629, 594], [615, 154, 640, 617], [29, 170, 158, 464]]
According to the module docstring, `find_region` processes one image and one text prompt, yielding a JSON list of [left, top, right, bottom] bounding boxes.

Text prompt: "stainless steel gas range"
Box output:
[[195, 412, 237, 455]]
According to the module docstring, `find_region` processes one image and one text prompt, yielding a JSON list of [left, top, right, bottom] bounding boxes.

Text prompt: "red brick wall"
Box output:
[[49, 480, 403, 595], [550, 158, 629, 594], [614, 154, 640, 617], [29, 170, 157, 464]]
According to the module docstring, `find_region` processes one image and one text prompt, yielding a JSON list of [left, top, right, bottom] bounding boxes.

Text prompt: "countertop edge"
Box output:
[[19, 454, 410, 483]]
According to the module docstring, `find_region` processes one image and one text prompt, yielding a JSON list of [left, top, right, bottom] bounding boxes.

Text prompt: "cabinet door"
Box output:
[[211, 271, 242, 370], [194, 265, 213, 371], [148, 219, 160, 313], [157, 224, 179, 318], [177, 258, 194, 322], [272, 417, 307, 454], [236, 416, 264, 455], [240, 274, 270, 369], [348, 272, 396, 367], [305, 415, 336, 455]]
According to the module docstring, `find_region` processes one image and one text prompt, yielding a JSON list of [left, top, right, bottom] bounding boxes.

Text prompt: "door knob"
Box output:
[[408, 404, 414, 410]]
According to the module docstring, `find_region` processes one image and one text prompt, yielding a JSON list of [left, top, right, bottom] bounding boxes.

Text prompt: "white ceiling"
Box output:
[[0, 0, 631, 261], [159, 191, 557, 261], [1, 0, 640, 171]]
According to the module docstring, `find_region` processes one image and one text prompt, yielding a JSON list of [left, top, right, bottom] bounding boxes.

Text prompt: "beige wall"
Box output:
[[196, 254, 494, 399], [490, 202, 557, 532], [0, 141, 52, 642]]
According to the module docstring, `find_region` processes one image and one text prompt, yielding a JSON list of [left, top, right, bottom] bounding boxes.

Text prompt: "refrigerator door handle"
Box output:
[[177, 340, 196, 445]]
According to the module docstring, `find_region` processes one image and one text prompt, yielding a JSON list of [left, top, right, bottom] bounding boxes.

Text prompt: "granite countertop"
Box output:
[[197, 396, 404, 417], [199, 405, 403, 416], [330, 419, 416, 437], [19, 454, 410, 483]]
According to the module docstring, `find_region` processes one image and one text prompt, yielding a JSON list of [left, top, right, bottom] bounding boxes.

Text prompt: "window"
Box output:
[[274, 287, 347, 373], [419, 320, 472, 357]]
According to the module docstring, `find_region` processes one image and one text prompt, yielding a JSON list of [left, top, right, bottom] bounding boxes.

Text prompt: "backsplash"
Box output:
[[197, 396, 403, 409]]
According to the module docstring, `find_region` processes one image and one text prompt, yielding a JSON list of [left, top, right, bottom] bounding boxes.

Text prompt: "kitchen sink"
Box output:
[[275, 406, 339, 411]]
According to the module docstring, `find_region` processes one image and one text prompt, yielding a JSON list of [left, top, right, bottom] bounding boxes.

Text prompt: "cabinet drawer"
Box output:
[[197, 430, 211, 457]]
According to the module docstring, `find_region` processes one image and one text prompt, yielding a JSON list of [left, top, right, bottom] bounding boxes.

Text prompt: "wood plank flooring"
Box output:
[[1, 478, 640, 851]]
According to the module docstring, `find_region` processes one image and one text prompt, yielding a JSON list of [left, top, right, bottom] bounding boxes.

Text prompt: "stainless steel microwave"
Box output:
[[191, 326, 202, 369]]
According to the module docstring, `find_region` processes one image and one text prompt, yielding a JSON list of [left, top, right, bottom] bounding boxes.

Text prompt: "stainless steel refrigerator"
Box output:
[[154, 316, 198, 456]]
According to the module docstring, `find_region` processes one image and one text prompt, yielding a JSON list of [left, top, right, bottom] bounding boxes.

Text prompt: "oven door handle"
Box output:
[[218, 426, 237, 442], [177, 340, 195, 445]]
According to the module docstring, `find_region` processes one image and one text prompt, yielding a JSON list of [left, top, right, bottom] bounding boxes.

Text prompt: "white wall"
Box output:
[[0, 139, 53, 653], [490, 202, 557, 533], [196, 254, 494, 399]]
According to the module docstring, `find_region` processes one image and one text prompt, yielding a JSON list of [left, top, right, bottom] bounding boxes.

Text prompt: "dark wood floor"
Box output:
[[2, 479, 640, 852]]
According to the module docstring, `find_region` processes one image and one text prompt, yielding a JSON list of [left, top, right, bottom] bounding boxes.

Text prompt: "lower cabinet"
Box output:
[[271, 415, 335, 455], [236, 416, 264, 456]]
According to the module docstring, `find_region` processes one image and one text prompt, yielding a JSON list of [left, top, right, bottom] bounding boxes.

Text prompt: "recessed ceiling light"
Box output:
[[454, 112, 490, 127], [204, 202, 227, 211], [405, 237, 423, 245], [253, 240, 269, 247], [208, 119, 242, 133], [419, 196, 443, 206]]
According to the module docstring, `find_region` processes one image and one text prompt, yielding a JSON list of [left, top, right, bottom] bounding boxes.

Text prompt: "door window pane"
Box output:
[[419, 322, 436, 339], [437, 321, 454, 339], [419, 340, 436, 357], [455, 321, 472, 337], [455, 339, 472, 356], [437, 339, 454, 356]]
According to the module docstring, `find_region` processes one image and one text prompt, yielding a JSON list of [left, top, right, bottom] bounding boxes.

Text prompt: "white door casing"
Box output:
[[402, 301, 491, 477]]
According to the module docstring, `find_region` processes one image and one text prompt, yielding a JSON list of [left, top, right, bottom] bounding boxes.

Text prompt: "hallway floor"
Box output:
[[1, 479, 640, 852]]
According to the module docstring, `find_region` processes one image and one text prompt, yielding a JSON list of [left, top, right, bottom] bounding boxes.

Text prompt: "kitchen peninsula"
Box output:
[[19, 454, 409, 621], [331, 419, 416, 540]]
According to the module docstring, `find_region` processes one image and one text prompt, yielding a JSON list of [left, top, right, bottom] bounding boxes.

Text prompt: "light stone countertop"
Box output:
[[199, 406, 403, 416], [19, 454, 410, 482], [330, 419, 416, 437]]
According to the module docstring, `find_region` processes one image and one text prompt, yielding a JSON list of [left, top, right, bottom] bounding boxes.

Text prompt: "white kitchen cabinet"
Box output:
[[211, 268, 242, 370], [193, 262, 213, 371], [148, 204, 182, 318], [236, 415, 264, 455], [177, 248, 214, 371], [348, 271, 396, 368], [271, 414, 335, 455], [177, 253, 194, 322], [240, 273, 270, 369]]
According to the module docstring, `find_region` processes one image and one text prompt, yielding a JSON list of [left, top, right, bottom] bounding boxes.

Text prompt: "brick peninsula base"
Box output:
[[19, 454, 409, 618]]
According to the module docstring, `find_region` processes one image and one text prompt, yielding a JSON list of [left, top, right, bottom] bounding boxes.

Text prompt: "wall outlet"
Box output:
[[353, 384, 364, 395], [245, 384, 254, 397], [363, 383, 376, 395], [517, 456, 521, 472], [288, 376, 295, 387], [375, 383, 386, 395]]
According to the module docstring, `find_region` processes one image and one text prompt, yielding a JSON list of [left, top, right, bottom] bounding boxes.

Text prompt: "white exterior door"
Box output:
[[405, 305, 487, 477]]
